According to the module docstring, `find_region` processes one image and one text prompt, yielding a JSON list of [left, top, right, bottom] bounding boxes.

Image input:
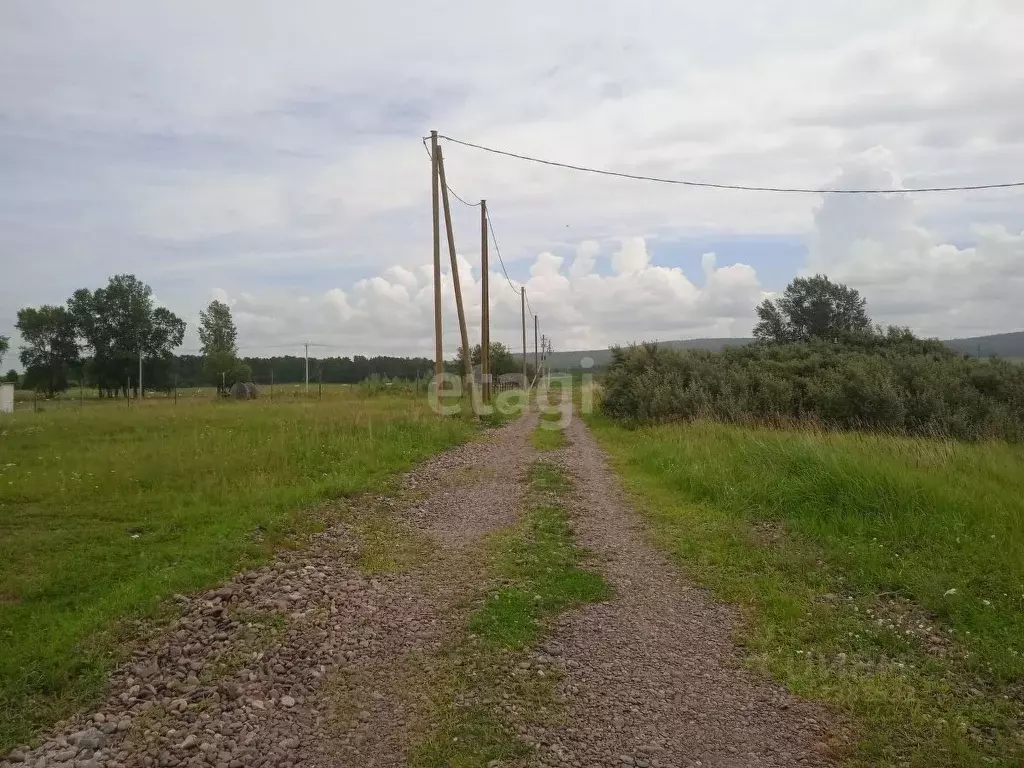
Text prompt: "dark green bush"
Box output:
[[601, 329, 1024, 440]]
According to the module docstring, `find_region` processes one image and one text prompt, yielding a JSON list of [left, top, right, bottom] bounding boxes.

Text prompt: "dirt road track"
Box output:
[[517, 415, 832, 768], [3, 408, 835, 768]]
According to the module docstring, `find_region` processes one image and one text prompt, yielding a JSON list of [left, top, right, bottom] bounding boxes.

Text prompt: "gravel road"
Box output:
[[519, 414, 833, 768], [4, 407, 837, 768], [2, 411, 538, 768]]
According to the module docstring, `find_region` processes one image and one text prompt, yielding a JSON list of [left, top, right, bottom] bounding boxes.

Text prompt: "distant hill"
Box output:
[[943, 331, 1024, 359], [527, 338, 756, 370], [526, 330, 1024, 369]]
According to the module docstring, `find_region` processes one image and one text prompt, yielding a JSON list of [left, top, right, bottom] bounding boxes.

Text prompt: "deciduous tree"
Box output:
[[69, 275, 185, 397], [15, 305, 80, 396], [453, 341, 519, 376], [754, 274, 871, 344], [199, 299, 247, 389]]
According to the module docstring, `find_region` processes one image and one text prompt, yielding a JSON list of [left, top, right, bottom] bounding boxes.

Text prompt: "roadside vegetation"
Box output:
[[0, 392, 476, 752], [590, 417, 1024, 765], [602, 276, 1024, 441], [409, 460, 610, 767], [530, 410, 567, 451], [595, 275, 1024, 765]]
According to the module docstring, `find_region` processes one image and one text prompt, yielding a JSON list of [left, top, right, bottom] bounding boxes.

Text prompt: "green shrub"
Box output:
[[601, 330, 1024, 440]]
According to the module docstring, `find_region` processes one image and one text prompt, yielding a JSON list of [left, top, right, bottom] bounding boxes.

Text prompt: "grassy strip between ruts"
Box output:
[[530, 411, 567, 451], [0, 393, 480, 753], [586, 413, 1024, 768], [408, 460, 611, 768]]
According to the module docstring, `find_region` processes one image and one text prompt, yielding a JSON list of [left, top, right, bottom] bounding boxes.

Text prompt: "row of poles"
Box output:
[[429, 130, 540, 407]]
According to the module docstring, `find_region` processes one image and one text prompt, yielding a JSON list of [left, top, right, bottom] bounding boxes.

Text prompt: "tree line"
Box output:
[[9, 275, 185, 397], [2, 274, 518, 395]]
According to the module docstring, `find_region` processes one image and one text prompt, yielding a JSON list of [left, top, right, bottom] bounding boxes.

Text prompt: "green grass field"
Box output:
[[0, 393, 477, 751], [8, 380, 426, 409], [588, 415, 1024, 767]]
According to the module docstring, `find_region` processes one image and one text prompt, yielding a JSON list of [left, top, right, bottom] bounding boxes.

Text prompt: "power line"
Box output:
[[423, 136, 480, 207], [424, 136, 535, 321], [486, 210, 535, 320], [436, 134, 1024, 194]]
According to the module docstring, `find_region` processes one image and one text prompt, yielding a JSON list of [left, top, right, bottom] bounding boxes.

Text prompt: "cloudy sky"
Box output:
[[1, 1, 1023, 364]]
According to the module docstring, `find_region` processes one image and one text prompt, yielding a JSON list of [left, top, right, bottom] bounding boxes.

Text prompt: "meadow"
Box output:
[[589, 415, 1024, 766], [0, 391, 477, 751]]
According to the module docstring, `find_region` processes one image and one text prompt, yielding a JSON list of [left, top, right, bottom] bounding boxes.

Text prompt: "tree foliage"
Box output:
[[754, 274, 871, 344], [199, 299, 248, 389], [452, 342, 520, 376], [15, 306, 80, 396], [68, 274, 185, 397], [601, 328, 1024, 441], [0, 335, 8, 368]]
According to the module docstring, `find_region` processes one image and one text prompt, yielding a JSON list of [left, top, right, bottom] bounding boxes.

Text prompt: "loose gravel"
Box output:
[[3, 407, 838, 768], [520, 414, 835, 768], [2, 410, 538, 768]]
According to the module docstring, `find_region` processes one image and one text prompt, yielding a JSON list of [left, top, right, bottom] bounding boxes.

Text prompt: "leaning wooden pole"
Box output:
[[521, 287, 528, 387], [481, 199, 490, 403], [431, 131, 443, 407], [436, 146, 473, 387]]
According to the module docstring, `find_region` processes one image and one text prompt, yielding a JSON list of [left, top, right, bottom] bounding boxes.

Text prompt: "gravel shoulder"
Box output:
[[522, 414, 834, 768], [2, 411, 538, 768]]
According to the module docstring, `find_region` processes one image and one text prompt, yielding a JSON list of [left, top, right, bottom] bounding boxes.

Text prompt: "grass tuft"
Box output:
[[530, 413, 567, 451], [409, 460, 610, 766]]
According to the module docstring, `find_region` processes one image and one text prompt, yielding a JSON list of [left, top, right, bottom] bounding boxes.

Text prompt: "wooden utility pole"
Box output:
[[435, 146, 473, 386], [304, 342, 309, 396], [431, 131, 443, 406], [481, 199, 490, 403], [521, 287, 527, 386], [534, 314, 539, 386]]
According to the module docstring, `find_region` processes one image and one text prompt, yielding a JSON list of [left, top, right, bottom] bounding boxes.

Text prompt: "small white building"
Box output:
[[0, 383, 13, 414]]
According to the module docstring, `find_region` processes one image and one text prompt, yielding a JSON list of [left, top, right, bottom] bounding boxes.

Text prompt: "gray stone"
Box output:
[[68, 730, 105, 751], [131, 662, 159, 680]]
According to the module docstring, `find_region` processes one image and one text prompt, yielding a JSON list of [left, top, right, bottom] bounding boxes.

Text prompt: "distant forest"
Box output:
[[170, 354, 436, 388]]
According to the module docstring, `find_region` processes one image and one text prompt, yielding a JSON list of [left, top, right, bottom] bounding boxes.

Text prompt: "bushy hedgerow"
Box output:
[[600, 328, 1024, 440]]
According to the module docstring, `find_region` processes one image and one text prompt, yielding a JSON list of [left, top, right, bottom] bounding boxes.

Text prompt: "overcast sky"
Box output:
[[1, 1, 1023, 365]]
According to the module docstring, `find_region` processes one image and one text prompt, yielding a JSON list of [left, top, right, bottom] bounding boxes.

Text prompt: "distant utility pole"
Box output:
[[481, 199, 490, 403], [304, 342, 309, 396], [536, 313, 544, 385], [431, 130, 443, 408], [521, 287, 527, 386]]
